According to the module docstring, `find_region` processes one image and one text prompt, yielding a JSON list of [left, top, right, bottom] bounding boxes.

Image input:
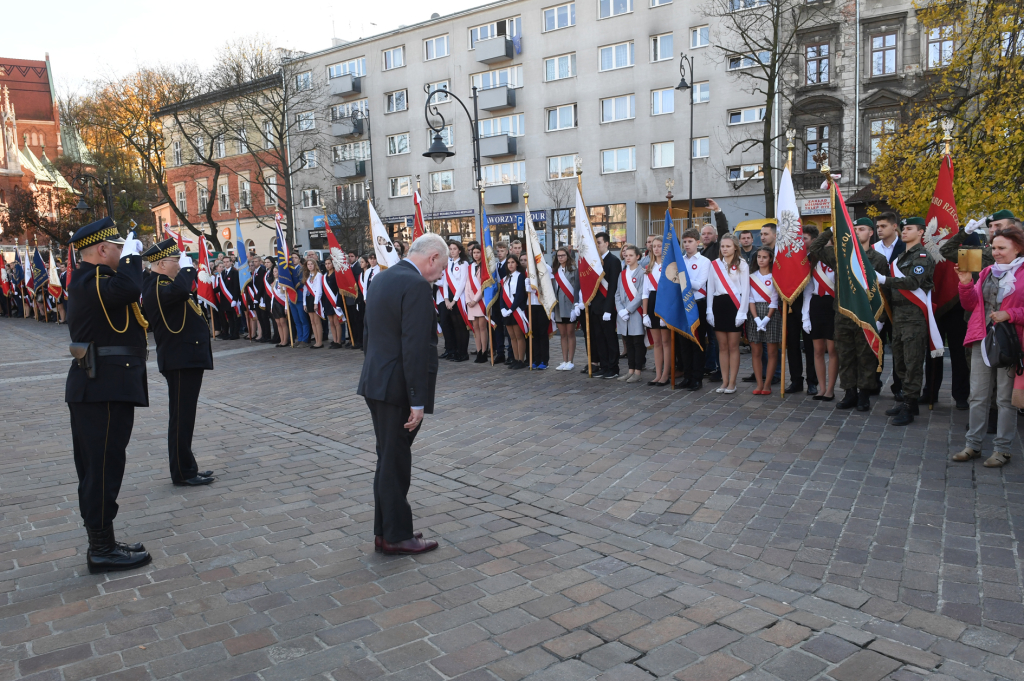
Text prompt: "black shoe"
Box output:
[[687, 380, 703, 392], [513, 360, 527, 370], [892, 389, 905, 402], [505, 356, 515, 365], [453, 353, 469, 362], [837, 389, 858, 409], [580, 364, 598, 374], [885, 402, 904, 416], [329, 342, 342, 349], [908, 399, 919, 416], [785, 382, 804, 393], [602, 371, 620, 379], [807, 383, 819, 396], [173, 476, 216, 486], [86, 525, 152, 574], [493, 355, 506, 364], [955, 399, 969, 411], [197, 470, 213, 477], [857, 391, 871, 412], [439, 351, 451, 359], [707, 372, 723, 383], [742, 374, 756, 383], [474, 352, 488, 363], [891, 403, 914, 426]]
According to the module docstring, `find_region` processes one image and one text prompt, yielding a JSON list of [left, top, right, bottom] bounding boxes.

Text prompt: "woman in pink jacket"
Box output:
[[953, 225, 1024, 468]]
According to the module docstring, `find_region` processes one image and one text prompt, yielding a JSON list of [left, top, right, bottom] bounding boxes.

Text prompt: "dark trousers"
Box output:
[[451, 306, 469, 355], [347, 305, 363, 348], [624, 334, 645, 370], [879, 318, 901, 392], [530, 305, 550, 365], [490, 305, 505, 358], [785, 300, 817, 386], [588, 299, 619, 373], [164, 369, 203, 483], [225, 307, 240, 339], [438, 303, 456, 354], [365, 398, 419, 543], [682, 298, 709, 381], [69, 401, 134, 530], [256, 306, 271, 340], [924, 305, 969, 402]]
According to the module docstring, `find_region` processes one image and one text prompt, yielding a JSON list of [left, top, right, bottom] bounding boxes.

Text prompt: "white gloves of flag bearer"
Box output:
[[618, 309, 629, 322], [602, 312, 612, 322], [120, 231, 143, 259], [179, 252, 193, 269], [642, 314, 652, 328], [569, 308, 578, 323], [734, 313, 746, 327], [965, 218, 985, 234], [501, 308, 511, 318]]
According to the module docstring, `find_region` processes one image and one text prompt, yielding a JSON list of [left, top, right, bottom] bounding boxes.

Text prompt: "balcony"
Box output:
[[329, 74, 361, 97], [331, 117, 363, 137], [485, 184, 518, 205], [478, 86, 516, 111], [795, 170, 839, 192], [479, 134, 517, 157], [476, 37, 514, 64], [333, 160, 366, 179]]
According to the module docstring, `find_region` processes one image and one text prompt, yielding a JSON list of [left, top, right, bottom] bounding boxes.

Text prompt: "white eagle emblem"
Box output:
[[198, 265, 213, 285], [776, 209, 804, 256], [331, 247, 348, 273], [923, 217, 948, 263]]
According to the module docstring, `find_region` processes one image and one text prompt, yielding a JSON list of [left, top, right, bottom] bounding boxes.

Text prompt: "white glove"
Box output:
[[643, 314, 652, 328], [758, 317, 769, 332], [618, 309, 629, 322], [575, 303, 584, 316], [120, 231, 142, 259], [965, 218, 984, 235], [876, 321, 884, 331], [502, 308, 512, 318], [178, 252, 193, 269], [707, 311, 715, 327], [875, 273, 887, 285], [569, 309, 578, 323], [735, 313, 746, 327], [803, 318, 812, 334], [259, 300, 266, 309], [602, 312, 611, 322]]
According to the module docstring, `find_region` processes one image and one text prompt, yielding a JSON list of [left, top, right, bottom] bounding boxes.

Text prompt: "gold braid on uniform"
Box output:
[[132, 302, 149, 330], [96, 275, 150, 332], [156, 278, 187, 334]]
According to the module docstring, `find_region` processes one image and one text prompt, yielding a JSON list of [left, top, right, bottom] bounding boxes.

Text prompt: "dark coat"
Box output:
[[142, 267, 214, 373], [598, 251, 622, 314], [700, 211, 731, 262], [357, 260, 438, 413], [65, 255, 149, 407], [500, 271, 527, 314]]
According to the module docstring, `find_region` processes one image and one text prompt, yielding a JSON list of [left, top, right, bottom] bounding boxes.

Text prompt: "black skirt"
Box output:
[[648, 290, 665, 329], [271, 299, 288, 320], [712, 295, 742, 333], [809, 295, 835, 340]]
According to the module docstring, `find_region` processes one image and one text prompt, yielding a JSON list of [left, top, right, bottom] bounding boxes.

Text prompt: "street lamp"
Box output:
[[675, 53, 695, 228], [73, 170, 119, 230], [422, 84, 483, 239]]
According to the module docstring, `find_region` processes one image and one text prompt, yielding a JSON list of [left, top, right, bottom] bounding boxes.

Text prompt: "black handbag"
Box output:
[[984, 321, 1024, 374]]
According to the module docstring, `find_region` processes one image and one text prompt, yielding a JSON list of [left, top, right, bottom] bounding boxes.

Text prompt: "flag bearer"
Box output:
[[141, 239, 217, 488], [65, 217, 152, 574]]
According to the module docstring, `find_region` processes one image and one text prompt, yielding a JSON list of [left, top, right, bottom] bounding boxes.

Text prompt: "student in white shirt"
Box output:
[[642, 236, 670, 386], [679, 228, 712, 390], [801, 225, 838, 401], [746, 247, 781, 396], [439, 242, 470, 361], [705, 234, 750, 394]]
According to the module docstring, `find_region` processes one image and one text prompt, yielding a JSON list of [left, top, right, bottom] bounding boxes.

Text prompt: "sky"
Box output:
[[6, 0, 484, 96]]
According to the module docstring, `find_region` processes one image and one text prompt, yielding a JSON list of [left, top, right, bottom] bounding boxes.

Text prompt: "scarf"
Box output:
[[988, 256, 1024, 303]]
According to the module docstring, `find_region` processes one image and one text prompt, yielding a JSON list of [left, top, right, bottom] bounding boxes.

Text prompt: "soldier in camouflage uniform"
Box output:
[[809, 217, 891, 412], [876, 217, 936, 426]]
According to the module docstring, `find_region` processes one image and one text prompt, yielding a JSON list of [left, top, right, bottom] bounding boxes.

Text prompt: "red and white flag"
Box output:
[[573, 181, 604, 304], [325, 217, 359, 299], [196, 238, 217, 309], [773, 167, 811, 305], [412, 191, 426, 241], [924, 154, 960, 317]]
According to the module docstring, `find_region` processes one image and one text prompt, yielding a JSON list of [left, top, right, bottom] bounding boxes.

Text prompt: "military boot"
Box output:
[[885, 402, 904, 416], [908, 398, 919, 416], [837, 389, 858, 409], [891, 402, 914, 426], [86, 525, 152, 574], [856, 390, 871, 412]]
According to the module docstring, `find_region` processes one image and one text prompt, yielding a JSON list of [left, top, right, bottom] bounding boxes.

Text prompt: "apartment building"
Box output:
[[287, 0, 781, 252]]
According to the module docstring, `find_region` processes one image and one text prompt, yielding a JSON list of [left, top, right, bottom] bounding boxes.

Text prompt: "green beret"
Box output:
[[901, 217, 926, 227], [853, 217, 875, 228], [987, 209, 1016, 223]]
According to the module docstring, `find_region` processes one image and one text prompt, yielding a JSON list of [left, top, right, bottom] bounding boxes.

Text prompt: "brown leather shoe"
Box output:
[[375, 531, 422, 552], [380, 536, 438, 556]]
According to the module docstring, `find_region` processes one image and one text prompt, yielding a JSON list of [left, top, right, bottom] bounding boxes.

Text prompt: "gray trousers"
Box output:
[[966, 342, 1017, 452]]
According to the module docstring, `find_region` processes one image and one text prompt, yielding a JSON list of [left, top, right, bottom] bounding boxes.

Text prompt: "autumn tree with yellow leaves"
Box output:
[[870, 1, 1024, 219]]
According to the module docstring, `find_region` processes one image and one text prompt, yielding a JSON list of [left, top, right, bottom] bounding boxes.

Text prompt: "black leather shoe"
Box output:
[[955, 399, 969, 411], [857, 391, 871, 412], [891, 403, 914, 426], [742, 374, 756, 383], [173, 476, 215, 486], [439, 351, 451, 360], [197, 471, 213, 477], [707, 372, 722, 383], [807, 383, 819, 396], [884, 402, 904, 416], [837, 389, 858, 409], [785, 382, 804, 393], [687, 381, 703, 392], [908, 399, 919, 416], [86, 525, 151, 574], [375, 531, 423, 552], [380, 536, 439, 555], [453, 353, 469, 362]]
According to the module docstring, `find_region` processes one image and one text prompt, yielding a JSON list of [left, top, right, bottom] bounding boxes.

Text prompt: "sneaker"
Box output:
[[536, 363, 547, 370], [602, 371, 620, 379], [617, 373, 630, 381], [554, 362, 567, 371], [564, 362, 574, 371]]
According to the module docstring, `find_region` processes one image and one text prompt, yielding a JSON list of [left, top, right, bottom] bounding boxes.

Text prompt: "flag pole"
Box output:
[[478, 186, 495, 367], [780, 130, 796, 399], [525, 189, 533, 370], [667, 186, 675, 390], [577, 167, 594, 378]]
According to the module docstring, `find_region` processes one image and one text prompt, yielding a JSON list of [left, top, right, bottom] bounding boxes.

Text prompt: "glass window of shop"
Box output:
[[553, 208, 575, 249], [429, 217, 476, 242], [589, 204, 627, 248], [388, 220, 412, 243]]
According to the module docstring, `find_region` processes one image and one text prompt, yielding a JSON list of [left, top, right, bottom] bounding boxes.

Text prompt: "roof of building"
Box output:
[[0, 57, 54, 121], [153, 73, 283, 118]]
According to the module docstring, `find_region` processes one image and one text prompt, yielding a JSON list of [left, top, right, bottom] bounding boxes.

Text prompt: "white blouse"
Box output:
[[706, 258, 751, 313], [642, 262, 662, 299], [749, 270, 778, 309]]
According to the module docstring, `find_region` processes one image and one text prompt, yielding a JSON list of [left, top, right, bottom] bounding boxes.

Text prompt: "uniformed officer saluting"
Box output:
[[141, 239, 216, 487], [65, 217, 152, 574]]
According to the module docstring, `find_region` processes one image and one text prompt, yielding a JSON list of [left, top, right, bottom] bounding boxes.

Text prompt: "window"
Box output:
[[385, 90, 408, 113], [333, 141, 371, 161], [239, 180, 251, 208], [653, 142, 675, 167], [806, 125, 829, 169], [600, 41, 635, 71], [328, 57, 366, 78], [383, 46, 404, 70], [482, 161, 526, 186], [691, 25, 709, 48], [427, 80, 450, 103], [543, 2, 575, 31], [331, 99, 369, 120], [480, 114, 525, 138], [295, 71, 312, 91], [691, 138, 709, 159], [728, 164, 764, 180], [546, 104, 577, 131], [553, 207, 575, 248], [548, 155, 576, 179], [651, 0, 671, 6], [425, 35, 449, 60], [805, 43, 829, 84], [469, 17, 521, 48], [651, 33, 673, 62], [302, 189, 322, 208], [729, 106, 766, 125], [427, 126, 454, 148], [871, 33, 897, 75], [430, 170, 454, 193], [387, 133, 410, 156], [729, 0, 767, 9], [693, 81, 710, 103], [545, 53, 576, 81], [214, 135, 226, 158], [389, 176, 412, 197], [302, 150, 318, 169], [197, 185, 209, 212], [263, 121, 274, 148], [191, 135, 204, 161], [869, 118, 896, 162], [589, 204, 627, 247], [336, 182, 366, 203], [928, 25, 954, 68], [599, 0, 632, 19], [237, 129, 248, 154], [728, 51, 769, 70], [218, 183, 230, 211], [601, 94, 635, 123], [176, 189, 186, 213], [471, 66, 524, 90], [652, 88, 674, 115], [264, 175, 277, 205], [172, 140, 182, 166], [296, 111, 315, 131], [601, 147, 636, 173]]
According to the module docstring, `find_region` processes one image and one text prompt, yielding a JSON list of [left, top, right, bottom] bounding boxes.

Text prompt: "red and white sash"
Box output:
[[502, 276, 529, 335], [749, 273, 773, 304], [711, 260, 741, 309], [646, 268, 659, 293], [217, 275, 240, 313], [620, 268, 641, 303], [445, 262, 463, 303], [890, 261, 944, 357], [554, 267, 575, 301], [271, 283, 286, 305], [813, 262, 835, 298], [322, 278, 341, 316]]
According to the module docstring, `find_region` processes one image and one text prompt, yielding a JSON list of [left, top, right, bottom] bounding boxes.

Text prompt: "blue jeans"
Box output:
[[289, 301, 311, 342]]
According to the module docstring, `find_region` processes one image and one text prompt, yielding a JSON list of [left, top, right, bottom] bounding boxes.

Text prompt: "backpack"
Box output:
[[984, 321, 1024, 375]]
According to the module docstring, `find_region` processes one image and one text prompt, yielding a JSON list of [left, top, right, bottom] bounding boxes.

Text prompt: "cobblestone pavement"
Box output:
[[1, 319, 1023, 681]]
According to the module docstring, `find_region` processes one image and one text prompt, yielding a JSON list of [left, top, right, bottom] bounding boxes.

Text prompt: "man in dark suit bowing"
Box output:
[[357, 233, 447, 555]]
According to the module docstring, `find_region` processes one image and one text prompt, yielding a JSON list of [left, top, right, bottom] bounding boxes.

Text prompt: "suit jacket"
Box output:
[[357, 260, 438, 413], [252, 265, 268, 305], [65, 255, 149, 406], [874, 238, 905, 264], [599, 251, 622, 315], [142, 267, 214, 373], [700, 211, 731, 262]]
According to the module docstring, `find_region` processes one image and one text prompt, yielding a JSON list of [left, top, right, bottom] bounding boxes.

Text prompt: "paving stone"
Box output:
[[580, 642, 640, 671], [678, 624, 742, 655], [800, 632, 860, 663], [762, 650, 828, 681], [718, 607, 777, 634], [490, 647, 559, 681], [594, 663, 655, 681], [730, 636, 781, 666], [902, 610, 968, 641], [619, 616, 699, 652], [526, 659, 600, 681], [757, 620, 812, 647], [827, 650, 902, 681], [868, 638, 941, 669], [827, 623, 877, 647], [635, 643, 698, 676], [673, 652, 752, 681], [542, 631, 603, 660]]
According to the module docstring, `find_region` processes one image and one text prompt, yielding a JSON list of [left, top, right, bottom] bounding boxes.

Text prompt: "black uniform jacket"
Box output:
[[142, 267, 214, 373], [65, 255, 149, 406]]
